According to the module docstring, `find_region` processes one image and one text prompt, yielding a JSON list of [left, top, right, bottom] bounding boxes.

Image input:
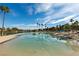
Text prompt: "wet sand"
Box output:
[[0, 34, 19, 44]]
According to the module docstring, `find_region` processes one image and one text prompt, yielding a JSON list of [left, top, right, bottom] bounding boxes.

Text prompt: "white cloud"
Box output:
[[9, 23, 39, 30], [43, 19, 51, 24], [35, 3, 53, 14], [49, 14, 77, 24], [50, 4, 79, 19], [38, 3, 79, 26], [74, 16, 79, 21], [25, 24, 37, 27], [42, 16, 53, 24], [45, 3, 65, 16]]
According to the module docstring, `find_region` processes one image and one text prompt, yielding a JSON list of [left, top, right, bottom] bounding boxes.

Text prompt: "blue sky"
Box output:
[[0, 3, 79, 30]]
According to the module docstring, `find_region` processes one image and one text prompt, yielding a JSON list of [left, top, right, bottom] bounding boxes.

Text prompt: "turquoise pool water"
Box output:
[[0, 32, 79, 56]]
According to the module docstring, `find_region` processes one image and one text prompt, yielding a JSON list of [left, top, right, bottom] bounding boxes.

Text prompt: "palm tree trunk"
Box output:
[[1, 12, 6, 36]]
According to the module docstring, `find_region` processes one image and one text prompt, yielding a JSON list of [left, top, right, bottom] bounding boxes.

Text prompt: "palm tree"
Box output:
[[70, 19, 74, 32], [41, 24, 44, 31], [0, 6, 10, 36], [70, 19, 74, 23], [37, 22, 40, 31], [45, 24, 47, 31]]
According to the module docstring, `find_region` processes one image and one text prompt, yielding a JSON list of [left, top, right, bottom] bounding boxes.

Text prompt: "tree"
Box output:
[[41, 24, 44, 31], [71, 21, 79, 30], [70, 19, 74, 31], [70, 19, 74, 23], [0, 6, 10, 36], [63, 23, 70, 31], [45, 24, 47, 31]]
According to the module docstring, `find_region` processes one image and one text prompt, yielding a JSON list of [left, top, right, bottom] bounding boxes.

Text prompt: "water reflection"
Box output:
[[0, 32, 79, 55]]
